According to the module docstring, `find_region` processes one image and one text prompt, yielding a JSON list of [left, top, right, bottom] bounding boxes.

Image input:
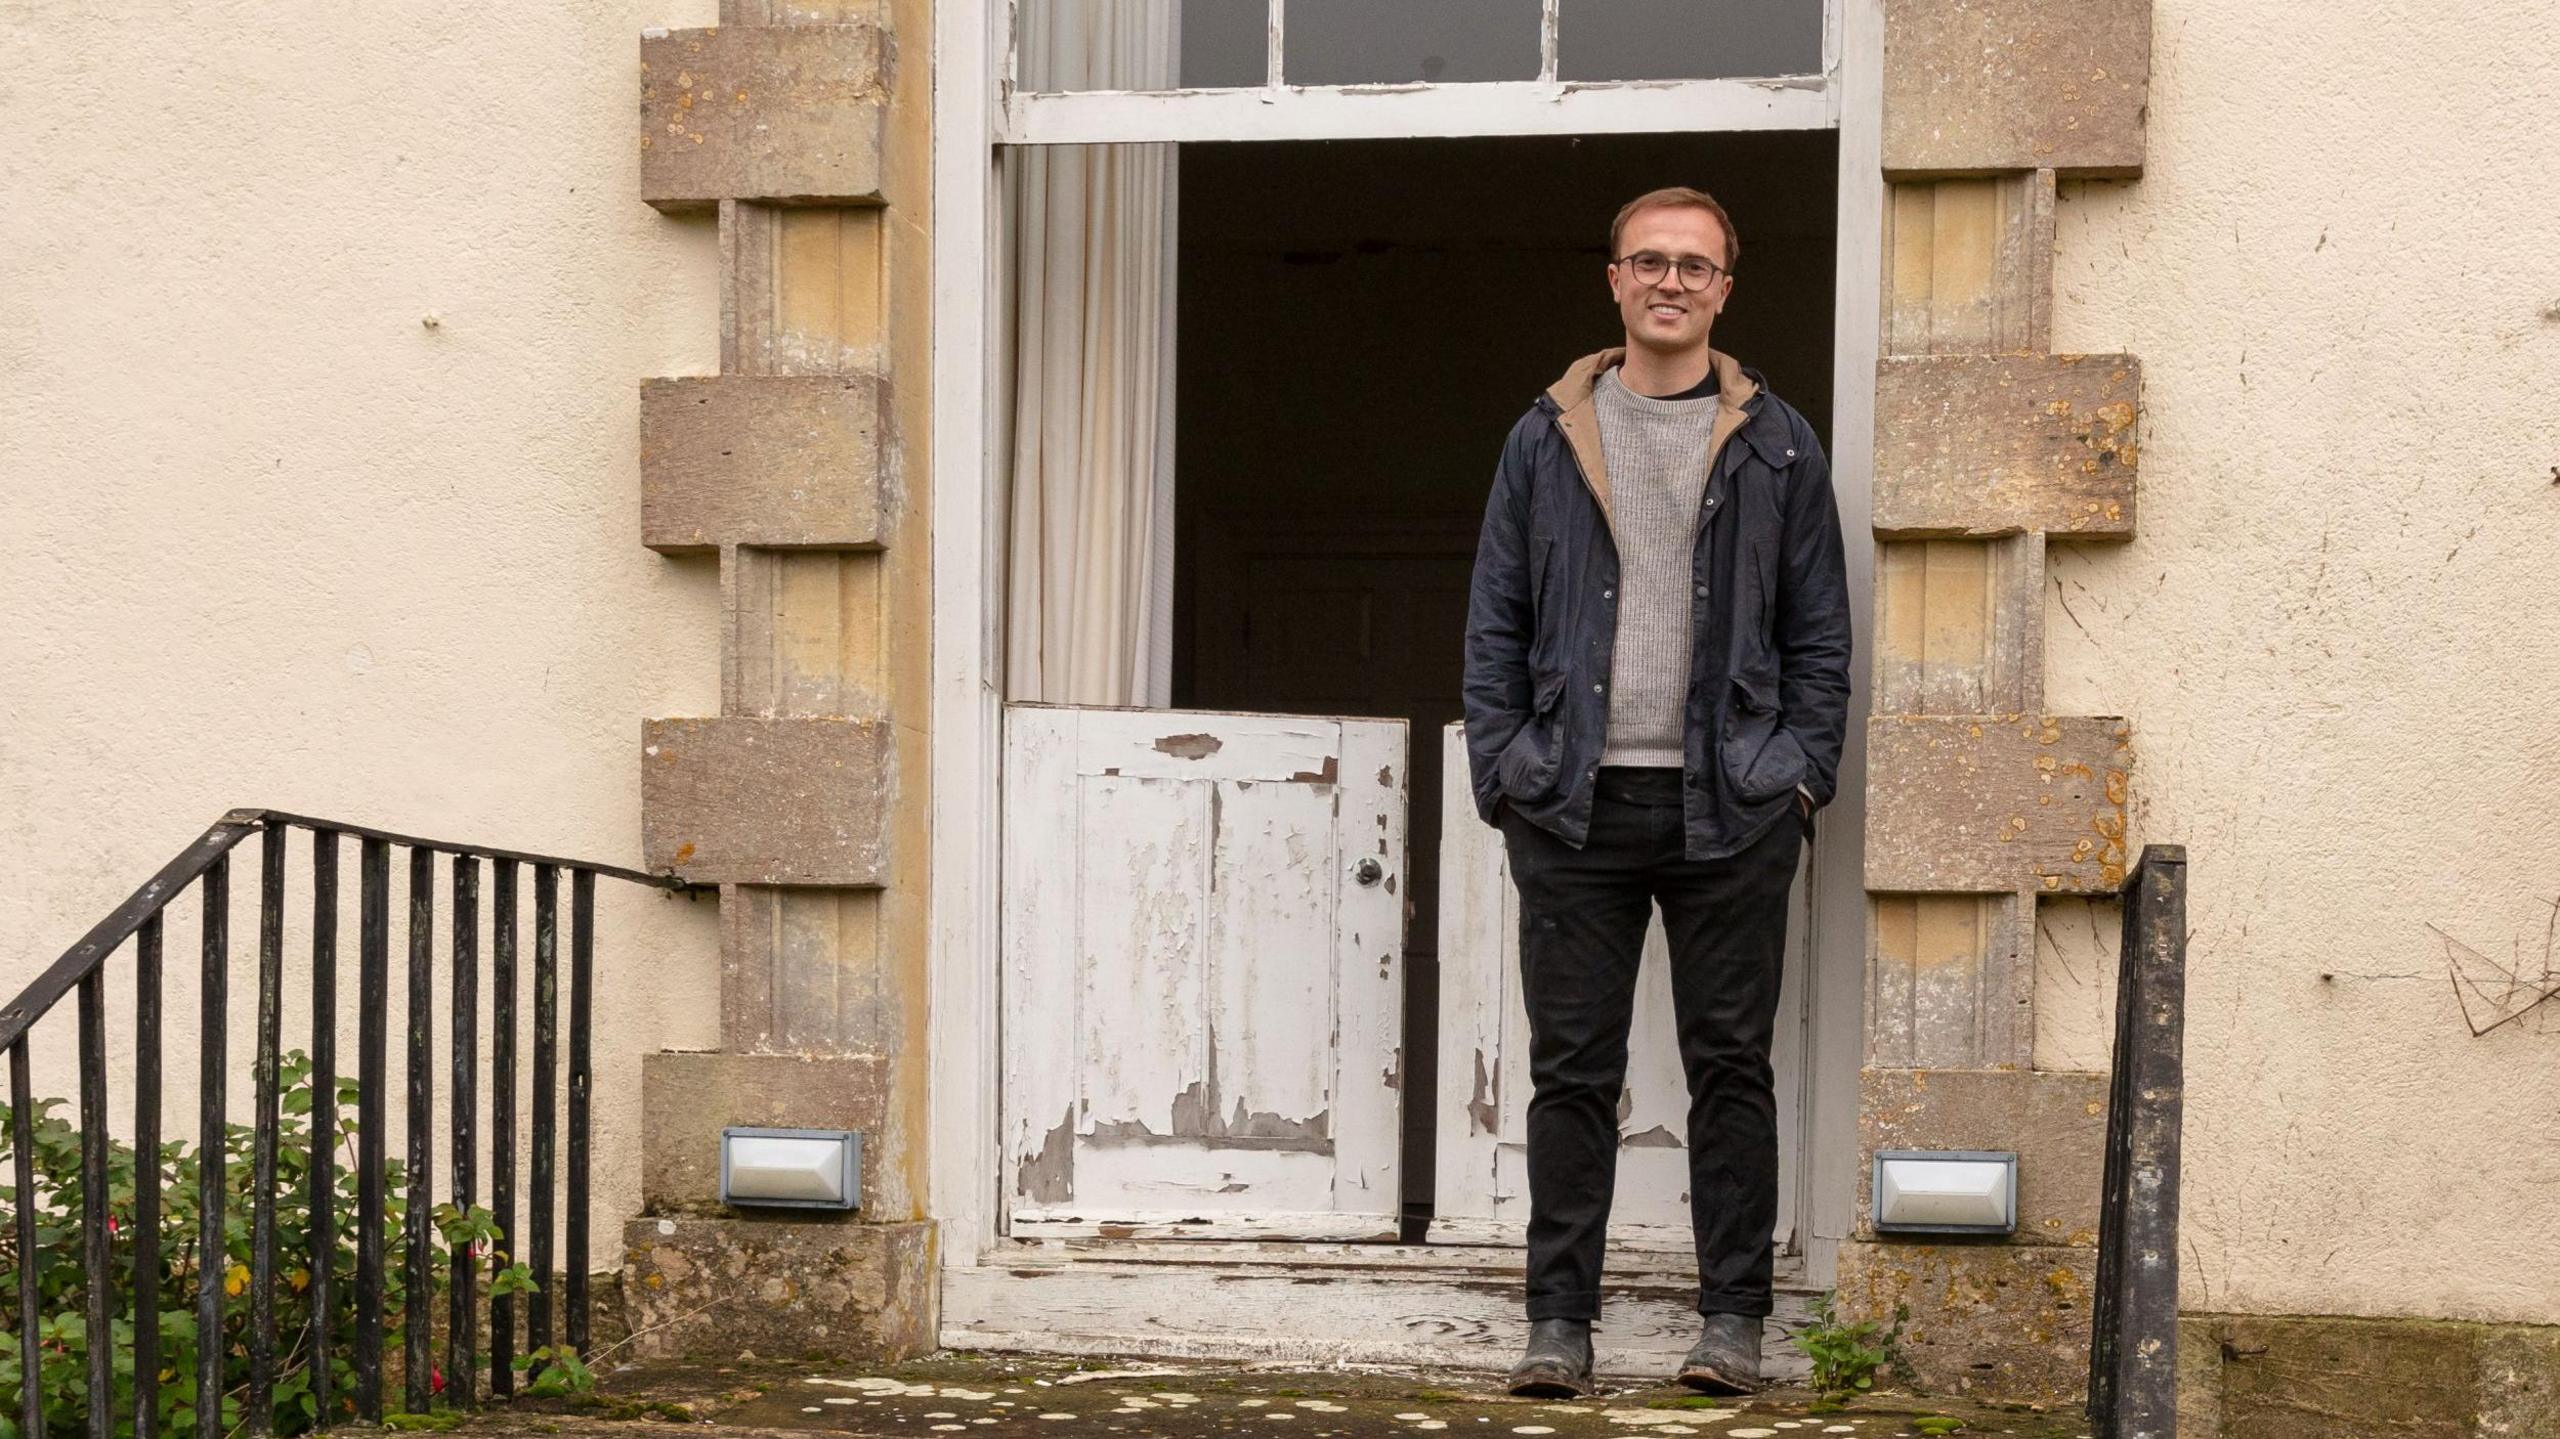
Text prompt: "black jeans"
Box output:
[[1498, 766, 1803, 1322]]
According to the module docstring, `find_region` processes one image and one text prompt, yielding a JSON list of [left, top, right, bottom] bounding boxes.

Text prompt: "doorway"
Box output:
[[1172, 131, 1841, 1240]]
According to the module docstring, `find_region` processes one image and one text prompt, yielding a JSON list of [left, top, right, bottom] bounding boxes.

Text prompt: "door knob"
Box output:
[[1353, 858, 1385, 887]]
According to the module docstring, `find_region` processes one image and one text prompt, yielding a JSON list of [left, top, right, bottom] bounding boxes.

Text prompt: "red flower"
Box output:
[[430, 1366, 446, 1395]]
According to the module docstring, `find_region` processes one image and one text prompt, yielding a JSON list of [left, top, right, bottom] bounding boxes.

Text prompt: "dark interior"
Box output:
[[1170, 131, 1839, 1235]]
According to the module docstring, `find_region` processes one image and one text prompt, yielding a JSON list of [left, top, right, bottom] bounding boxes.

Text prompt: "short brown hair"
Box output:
[[1610, 187, 1740, 271]]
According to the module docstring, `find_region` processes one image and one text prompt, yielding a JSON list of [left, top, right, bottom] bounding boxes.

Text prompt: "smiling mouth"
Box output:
[[1648, 304, 1686, 318]]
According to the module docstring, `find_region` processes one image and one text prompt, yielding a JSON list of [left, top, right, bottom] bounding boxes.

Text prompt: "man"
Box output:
[[1461, 187, 1853, 1398]]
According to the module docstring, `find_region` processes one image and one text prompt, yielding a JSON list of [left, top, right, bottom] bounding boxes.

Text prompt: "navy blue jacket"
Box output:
[[1461, 348, 1854, 859]]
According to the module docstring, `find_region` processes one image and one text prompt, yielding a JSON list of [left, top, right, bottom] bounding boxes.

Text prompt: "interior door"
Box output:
[[1003, 704, 1408, 1240], [1430, 723, 1810, 1251]]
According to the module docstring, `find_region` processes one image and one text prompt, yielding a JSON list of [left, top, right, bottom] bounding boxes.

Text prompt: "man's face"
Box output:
[[1608, 205, 1732, 355]]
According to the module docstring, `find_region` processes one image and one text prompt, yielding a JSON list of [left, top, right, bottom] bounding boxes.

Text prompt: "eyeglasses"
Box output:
[[1614, 251, 1728, 291]]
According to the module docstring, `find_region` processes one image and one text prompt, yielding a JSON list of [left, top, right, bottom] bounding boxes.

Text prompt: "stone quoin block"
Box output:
[[1857, 1068, 2108, 1246], [1836, 1238, 2096, 1403], [1874, 354, 2140, 539], [641, 1051, 894, 1216], [641, 375, 891, 552], [1882, 0, 2150, 177], [1866, 715, 2131, 895], [641, 24, 889, 210], [643, 715, 890, 885], [2180, 1312, 2560, 1439], [622, 1215, 937, 1361]]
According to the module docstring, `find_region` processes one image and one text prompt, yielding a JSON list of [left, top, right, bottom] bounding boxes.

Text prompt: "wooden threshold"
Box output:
[[942, 1241, 1817, 1378]]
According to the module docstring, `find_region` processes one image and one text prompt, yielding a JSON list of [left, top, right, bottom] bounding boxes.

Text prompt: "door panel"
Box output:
[[1432, 723, 1809, 1251], [1004, 704, 1408, 1239]]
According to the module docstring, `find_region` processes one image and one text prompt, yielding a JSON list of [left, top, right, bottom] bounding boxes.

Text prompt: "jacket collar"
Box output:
[[1542, 347, 1769, 526]]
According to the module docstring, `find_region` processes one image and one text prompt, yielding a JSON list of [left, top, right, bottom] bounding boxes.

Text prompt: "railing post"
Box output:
[[76, 972, 112, 1439], [529, 864, 558, 1352], [404, 848, 436, 1413], [2091, 845, 2188, 1439], [306, 830, 338, 1428], [355, 838, 389, 1420], [11, 1040, 44, 1439], [566, 868, 594, 1353], [134, 914, 164, 1439], [489, 860, 519, 1397], [248, 825, 286, 1434], [196, 857, 229, 1439], [449, 855, 480, 1409]]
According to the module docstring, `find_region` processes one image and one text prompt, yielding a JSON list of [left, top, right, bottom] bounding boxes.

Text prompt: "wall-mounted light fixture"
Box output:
[[719, 1127, 862, 1211], [1871, 1149, 2017, 1235]]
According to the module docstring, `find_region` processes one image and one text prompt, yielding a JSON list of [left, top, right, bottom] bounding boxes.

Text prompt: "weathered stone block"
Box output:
[[2180, 1312, 2560, 1439], [641, 375, 890, 552], [1836, 1238, 2093, 1404], [1858, 1068, 2107, 1245], [642, 716, 889, 885], [622, 1215, 935, 1361], [641, 25, 888, 210], [1867, 715, 2131, 894], [1875, 355, 2139, 539], [1882, 0, 2149, 177], [641, 1051, 893, 1215]]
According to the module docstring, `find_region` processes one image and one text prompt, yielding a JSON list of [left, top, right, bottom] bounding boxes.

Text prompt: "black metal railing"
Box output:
[[2088, 843, 2188, 1439], [1, 810, 690, 1437]]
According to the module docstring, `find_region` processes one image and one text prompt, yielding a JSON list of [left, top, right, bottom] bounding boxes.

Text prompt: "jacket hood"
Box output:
[[1539, 347, 1763, 532], [1543, 346, 1759, 414]]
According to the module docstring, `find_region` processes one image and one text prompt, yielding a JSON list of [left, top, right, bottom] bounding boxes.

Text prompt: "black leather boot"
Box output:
[[1505, 1317, 1596, 1398], [1676, 1311, 1763, 1395]]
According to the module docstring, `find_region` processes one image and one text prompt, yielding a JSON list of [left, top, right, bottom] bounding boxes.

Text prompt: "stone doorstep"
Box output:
[[448, 1353, 2099, 1439]]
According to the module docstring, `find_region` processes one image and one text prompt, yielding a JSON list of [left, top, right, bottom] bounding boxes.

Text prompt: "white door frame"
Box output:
[[933, 0, 1883, 1319]]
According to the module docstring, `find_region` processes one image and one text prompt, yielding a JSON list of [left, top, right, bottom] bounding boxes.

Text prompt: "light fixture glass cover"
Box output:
[[720, 1127, 862, 1210], [1872, 1149, 2017, 1234]]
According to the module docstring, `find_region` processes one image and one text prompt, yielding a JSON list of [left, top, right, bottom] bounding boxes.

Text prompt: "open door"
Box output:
[[1431, 724, 1809, 1253], [1002, 705, 1408, 1240]]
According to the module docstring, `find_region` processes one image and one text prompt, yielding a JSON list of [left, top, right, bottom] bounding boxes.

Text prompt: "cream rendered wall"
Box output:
[[2046, 0, 2560, 1322], [1, 1, 725, 1243]]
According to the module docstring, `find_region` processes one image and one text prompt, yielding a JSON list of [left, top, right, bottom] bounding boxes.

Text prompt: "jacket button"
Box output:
[[1592, 683, 1605, 695], [1694, 584, 1708, 597], [1786, 448, 1797, 458]]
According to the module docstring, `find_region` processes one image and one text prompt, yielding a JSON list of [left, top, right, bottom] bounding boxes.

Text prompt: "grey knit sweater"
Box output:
[[1594, 369, 1721, 768]]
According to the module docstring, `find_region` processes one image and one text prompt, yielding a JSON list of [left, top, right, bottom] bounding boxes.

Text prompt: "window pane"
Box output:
[[1021, 0, 1267, 92], [1284, 0, 1543, 86], [1560, 0, 1824, 81]]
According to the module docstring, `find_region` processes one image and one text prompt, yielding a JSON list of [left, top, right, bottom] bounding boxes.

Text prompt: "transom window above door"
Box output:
[[1000, 0, 1839, 144]]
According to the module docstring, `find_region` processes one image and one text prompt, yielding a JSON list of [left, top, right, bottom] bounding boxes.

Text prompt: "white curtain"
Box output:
[[1002, 2, 1179, 707]]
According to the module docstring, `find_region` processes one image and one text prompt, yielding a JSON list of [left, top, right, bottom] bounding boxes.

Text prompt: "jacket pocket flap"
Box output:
[[1731, 672, 1781, 714], [1532, 670, 1567, 715]]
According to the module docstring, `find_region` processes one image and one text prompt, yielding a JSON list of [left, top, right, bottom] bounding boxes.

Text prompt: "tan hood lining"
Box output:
[[1545, 347, 1759, 530]]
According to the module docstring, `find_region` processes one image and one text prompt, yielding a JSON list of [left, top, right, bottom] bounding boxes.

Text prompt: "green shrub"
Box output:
[[0, 1053, 560, 1439]]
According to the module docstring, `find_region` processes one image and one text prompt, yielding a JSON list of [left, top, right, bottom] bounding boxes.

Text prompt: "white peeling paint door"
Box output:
[[1430, 724, 1809, 1252], [1002, 705, 1408, 1241]]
